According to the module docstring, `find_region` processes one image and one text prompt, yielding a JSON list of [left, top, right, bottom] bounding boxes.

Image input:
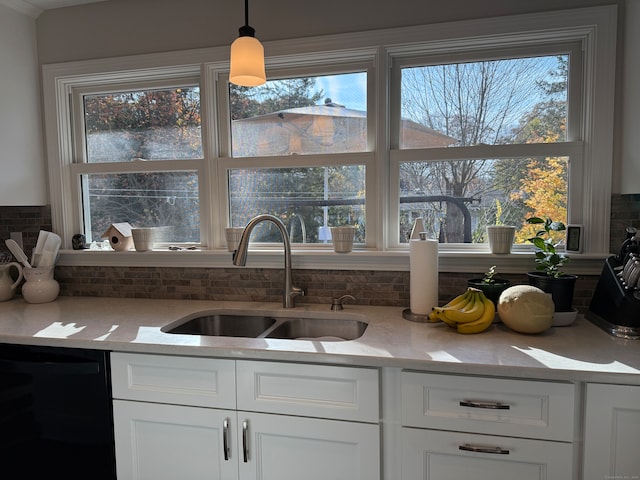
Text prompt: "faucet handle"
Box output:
[[331, 294, 356, 311]]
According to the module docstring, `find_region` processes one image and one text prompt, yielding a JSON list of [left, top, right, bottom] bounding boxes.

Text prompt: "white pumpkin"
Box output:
[[497, 285, 554, 334]]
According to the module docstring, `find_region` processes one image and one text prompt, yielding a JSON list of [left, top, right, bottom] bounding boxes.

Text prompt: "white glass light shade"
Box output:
[[229, 36, 266, 86]]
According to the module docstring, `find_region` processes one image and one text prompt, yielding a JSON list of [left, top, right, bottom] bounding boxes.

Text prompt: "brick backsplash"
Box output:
[[53, 266, 599, 313], [0, 205, 52, 257], [0, 197, 634, 312], [610, 193, 640, 252]]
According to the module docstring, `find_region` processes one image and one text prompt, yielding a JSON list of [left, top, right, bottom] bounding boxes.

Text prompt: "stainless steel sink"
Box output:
[[266, 317, 368, 341], [161, 314, 276, 338], [161, 313, 367, 341]]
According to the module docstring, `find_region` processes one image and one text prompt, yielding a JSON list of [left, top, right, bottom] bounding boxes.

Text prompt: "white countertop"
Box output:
[[0, 296, 638, 384]]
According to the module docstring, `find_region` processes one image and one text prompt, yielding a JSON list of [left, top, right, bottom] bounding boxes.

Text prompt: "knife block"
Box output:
[[586, 256, 640, 338]]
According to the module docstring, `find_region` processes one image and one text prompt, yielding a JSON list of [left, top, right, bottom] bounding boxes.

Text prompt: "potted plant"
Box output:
[[467, 265, 511, 306], [486, 200, 516, 254], [525, 216, 577, 312]]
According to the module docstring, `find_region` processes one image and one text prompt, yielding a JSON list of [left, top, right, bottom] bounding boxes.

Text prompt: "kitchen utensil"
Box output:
[[38, 232, 61, 268], [31, 230, 49, 267], [5, 239, 31, 269]]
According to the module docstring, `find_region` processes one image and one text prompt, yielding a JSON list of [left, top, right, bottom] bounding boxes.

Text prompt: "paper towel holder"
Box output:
[[403, 308, 432, 322], [404, 231, 437, 322]]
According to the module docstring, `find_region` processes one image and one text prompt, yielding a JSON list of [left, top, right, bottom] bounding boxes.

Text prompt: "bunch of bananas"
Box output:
[[428, 287, 495, 334]]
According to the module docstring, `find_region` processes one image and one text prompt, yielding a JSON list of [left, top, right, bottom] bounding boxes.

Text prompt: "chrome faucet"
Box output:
[[232, 214, 304, 308]]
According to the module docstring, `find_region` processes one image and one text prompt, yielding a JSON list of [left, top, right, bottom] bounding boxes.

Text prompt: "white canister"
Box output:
[[131, 228, 157, 251], [330, 226, 356, 253], [224, 227, 245, 252], [22, 266, 60, 304]]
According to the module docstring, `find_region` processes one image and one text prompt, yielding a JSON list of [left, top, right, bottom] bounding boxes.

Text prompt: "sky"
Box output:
[[315, 72, 367, 111]]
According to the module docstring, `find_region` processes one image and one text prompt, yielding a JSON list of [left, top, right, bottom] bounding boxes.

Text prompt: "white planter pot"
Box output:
[[487, 225, 516, 254]]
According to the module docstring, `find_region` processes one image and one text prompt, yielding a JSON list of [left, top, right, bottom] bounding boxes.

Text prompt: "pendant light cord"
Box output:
[[238, 0, 255, 37]]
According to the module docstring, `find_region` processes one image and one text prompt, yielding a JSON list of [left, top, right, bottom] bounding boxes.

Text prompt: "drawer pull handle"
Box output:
[[459, 444, 510, 455], [223, 418, 230, 461], [242, 420, 249, 463], [460, 400, 510, 410]]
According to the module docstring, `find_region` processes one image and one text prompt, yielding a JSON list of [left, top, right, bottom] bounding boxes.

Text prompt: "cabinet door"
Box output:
[[402, 427, 572, 480], [237, 411, 379, 480], [113, 400, 238, 480], [583, 383, 640, 480]]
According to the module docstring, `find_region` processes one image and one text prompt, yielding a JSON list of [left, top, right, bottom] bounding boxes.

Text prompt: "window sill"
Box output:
[[56, 248, 608, 275]]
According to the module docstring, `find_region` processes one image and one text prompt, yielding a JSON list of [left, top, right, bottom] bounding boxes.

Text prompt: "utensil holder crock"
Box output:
[[22, 266, 59, 304]]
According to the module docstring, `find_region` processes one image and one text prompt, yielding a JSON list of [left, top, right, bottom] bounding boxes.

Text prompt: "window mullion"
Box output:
[[70, 159, 202, 175], [390, 142, 583, 163]]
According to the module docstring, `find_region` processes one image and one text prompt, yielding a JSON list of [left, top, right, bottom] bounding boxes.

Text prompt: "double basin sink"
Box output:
[[161, 313, 368, 341]]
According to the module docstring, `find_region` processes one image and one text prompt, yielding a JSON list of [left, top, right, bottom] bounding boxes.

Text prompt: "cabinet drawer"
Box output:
[[402, 427, 573, 480], [401, 371, 575, 441], [237, 361, 379, 423], [111, 352, 236, 408]]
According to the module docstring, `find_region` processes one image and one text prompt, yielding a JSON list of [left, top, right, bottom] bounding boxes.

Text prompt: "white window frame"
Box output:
[[388, 42, 584, 250], [42, 6, 616, 275], [69, 76, 205, 245], [209, 57, 377, 250]]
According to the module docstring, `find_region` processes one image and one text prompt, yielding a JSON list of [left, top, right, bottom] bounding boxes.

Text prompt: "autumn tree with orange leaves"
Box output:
[[510, 57, 569, 243]]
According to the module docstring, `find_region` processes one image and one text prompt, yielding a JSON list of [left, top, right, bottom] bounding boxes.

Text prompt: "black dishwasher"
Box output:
[[0, 343, 116, 479]]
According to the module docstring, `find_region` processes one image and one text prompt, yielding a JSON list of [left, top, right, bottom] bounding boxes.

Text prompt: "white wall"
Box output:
[[620, 0, 640, 194], [34, 0, 612, 64], [0, 4, 47, 205]]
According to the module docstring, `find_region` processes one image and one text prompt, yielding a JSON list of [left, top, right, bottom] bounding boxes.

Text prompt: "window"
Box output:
[[230, 73, 368, 157], [217, 69, 372, 246], [391, 49, 579, 246], [43, 6, 616, 268], [70, 81, 203, 245], [228, 166, 366, 244]]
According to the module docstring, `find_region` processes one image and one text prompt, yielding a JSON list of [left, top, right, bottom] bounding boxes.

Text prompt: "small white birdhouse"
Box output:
[[101, 222, 134, 251]]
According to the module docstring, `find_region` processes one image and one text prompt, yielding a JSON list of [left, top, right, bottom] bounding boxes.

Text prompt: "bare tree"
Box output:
[[401, 57, 549, 242]]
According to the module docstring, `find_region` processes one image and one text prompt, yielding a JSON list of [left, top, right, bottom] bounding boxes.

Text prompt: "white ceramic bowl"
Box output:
[[552, 308, 578, 327]]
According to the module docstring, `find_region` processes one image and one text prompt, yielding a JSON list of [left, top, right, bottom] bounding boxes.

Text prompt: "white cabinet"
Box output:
[[113, 400, 237, 480], [0, 5, 47, 206], [238, 411, 379, 480], [111, 353, 237, 480], [583, 383, 640, 480], [400, 371, 576, 479], [402, 427, 572, 480], [111, 352, 380, 480]]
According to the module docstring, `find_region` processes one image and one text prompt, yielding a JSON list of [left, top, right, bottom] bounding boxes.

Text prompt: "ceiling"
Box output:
[[2, 0, 107, 17], [26, 0, 105, 8]]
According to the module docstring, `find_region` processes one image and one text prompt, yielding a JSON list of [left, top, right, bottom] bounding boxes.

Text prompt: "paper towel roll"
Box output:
[[409, 238, 439, 315]]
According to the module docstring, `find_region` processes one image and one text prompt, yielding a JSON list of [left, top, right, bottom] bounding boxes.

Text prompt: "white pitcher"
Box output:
[[0, 262, 24, 301], [22, 266, 59, 304]]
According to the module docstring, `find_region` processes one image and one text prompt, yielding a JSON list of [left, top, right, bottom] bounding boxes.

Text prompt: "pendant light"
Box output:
[[229, 0, 266, 87]]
